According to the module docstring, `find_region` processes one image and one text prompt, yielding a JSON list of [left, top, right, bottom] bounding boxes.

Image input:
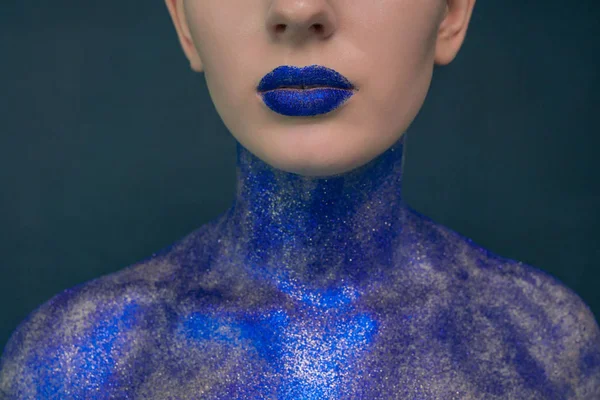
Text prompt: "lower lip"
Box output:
[[257, 87, 356, 117]]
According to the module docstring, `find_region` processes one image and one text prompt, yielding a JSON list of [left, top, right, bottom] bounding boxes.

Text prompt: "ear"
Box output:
[[164, 0, 204, 72], [434, 0, 477, 66]]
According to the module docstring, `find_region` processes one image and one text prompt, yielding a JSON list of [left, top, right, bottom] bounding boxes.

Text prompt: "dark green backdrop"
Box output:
[[1, 1, 599, 353]]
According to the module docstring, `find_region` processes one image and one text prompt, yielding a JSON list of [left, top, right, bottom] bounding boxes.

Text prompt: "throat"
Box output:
[[220, 135, 411, 287]]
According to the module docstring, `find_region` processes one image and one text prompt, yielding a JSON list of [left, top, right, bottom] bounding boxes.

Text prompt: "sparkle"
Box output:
[[0, 135, 596, 399]]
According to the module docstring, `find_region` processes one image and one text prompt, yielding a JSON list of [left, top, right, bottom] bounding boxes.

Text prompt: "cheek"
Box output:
[[195, 41, 261, 129], [349, 19, 435, 123], [362, 60, 433, 136], [201, 47, 251, 127], [366, 29, 436, 125]]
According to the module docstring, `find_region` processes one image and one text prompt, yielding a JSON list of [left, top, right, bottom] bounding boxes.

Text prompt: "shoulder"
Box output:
[[0, 255, 178, 399], [509, 261, 600, 390], [468, 240, 600, 398], [508, 260, 600, 398], [432, 222, 600, 397]]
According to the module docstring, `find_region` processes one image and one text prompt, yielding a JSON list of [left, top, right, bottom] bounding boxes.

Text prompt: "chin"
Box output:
[[263, 147, 374, 178], [236, 124, 390, 178]]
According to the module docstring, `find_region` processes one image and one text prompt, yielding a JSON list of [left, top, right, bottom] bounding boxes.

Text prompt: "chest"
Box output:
[[109, 304, 566, 400], [157, 307, 378, 398]]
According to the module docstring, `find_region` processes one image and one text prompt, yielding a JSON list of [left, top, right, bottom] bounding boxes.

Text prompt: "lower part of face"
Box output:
[[185, 0, 444, 177]]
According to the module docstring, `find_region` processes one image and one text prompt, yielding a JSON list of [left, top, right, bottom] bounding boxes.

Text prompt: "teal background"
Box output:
[[1, 1, 598, 352]]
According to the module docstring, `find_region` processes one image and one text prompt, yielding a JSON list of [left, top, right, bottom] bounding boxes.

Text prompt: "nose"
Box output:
[[266, 0, 337, 43]]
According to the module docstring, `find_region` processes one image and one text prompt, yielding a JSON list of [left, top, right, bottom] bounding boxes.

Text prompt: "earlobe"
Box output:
[[164, 0, 204, 73], [434, 0, 477, 66]]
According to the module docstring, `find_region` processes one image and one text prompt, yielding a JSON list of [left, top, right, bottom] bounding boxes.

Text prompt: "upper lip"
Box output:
[[257, 65, 356, 93]]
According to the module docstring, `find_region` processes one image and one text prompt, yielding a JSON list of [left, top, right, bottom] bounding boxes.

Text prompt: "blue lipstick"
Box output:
[[257, 65, 357, 117]]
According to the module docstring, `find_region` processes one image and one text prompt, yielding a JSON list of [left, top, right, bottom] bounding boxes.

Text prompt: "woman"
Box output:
[[1, 0, 599, 398]]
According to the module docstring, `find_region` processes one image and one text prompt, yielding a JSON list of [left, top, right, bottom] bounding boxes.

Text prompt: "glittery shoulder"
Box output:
[[452, 227, 600, 399], [0, 257, 174, 399], [361, 214, 600, 399], [494, 257, 600, 399]]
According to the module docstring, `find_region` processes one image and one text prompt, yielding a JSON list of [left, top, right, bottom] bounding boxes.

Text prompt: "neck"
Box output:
[[221, 135, 413, 288]]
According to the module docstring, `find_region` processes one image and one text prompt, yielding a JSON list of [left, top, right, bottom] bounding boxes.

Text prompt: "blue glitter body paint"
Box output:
[[178, 287, 378, 399], [257, 65, 357, 117], [1, 135, 599, 399], [259, 87, 355, 117]]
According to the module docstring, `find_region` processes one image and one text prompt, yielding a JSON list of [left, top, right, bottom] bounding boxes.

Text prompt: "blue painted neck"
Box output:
[[222, 135, 411, 287]]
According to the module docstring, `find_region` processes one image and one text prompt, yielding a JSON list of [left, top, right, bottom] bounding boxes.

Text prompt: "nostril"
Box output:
[[312, 24, 324, 34], [275, 24, 286, 34]]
